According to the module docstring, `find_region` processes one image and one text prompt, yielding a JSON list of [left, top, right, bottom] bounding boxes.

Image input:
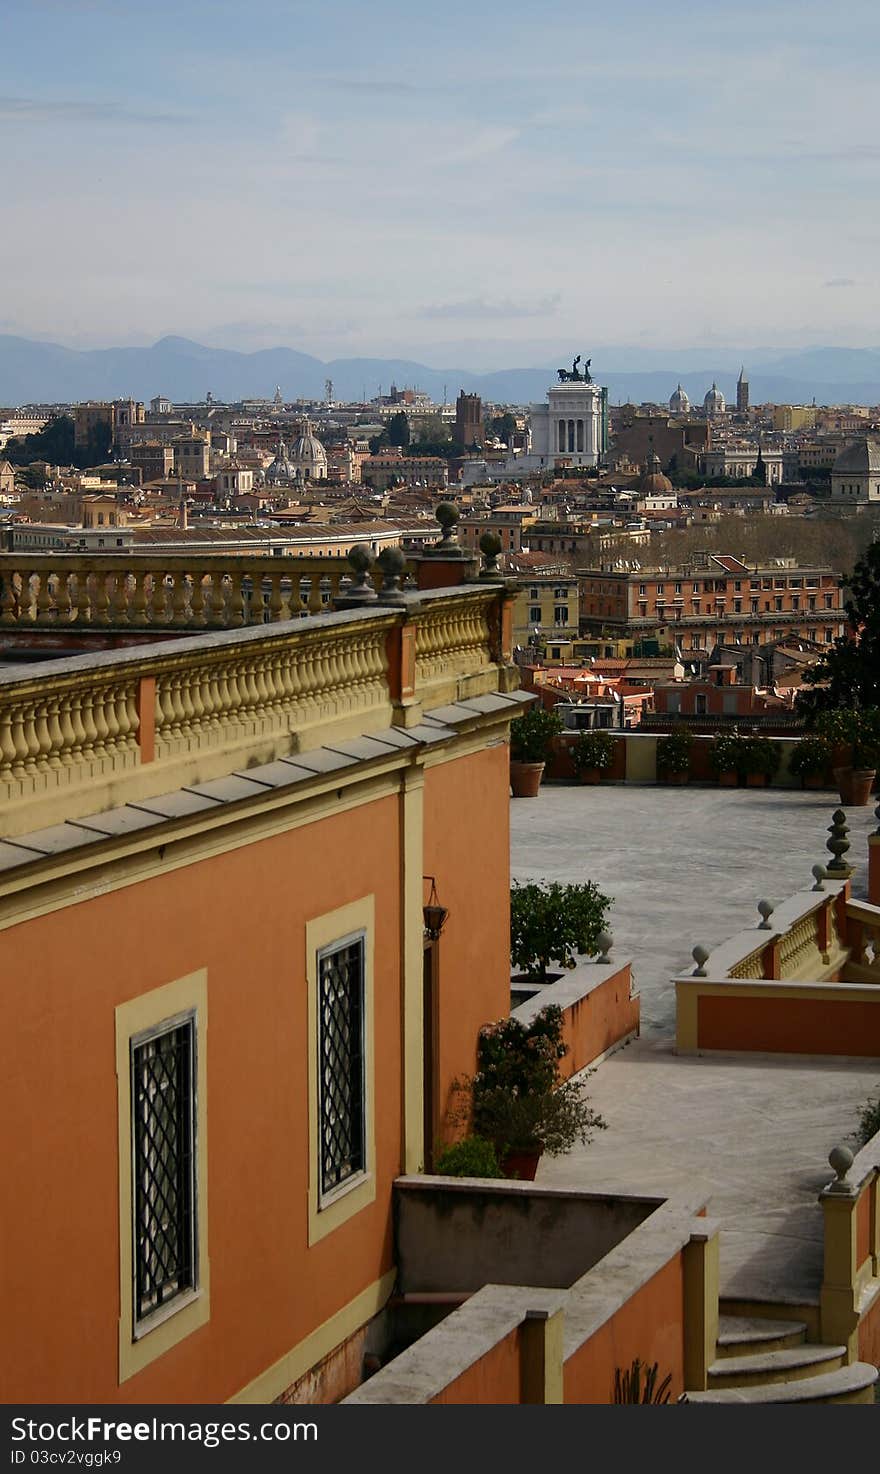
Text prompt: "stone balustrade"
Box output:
[[842, 899, 880, 984], [0, 582, 516, 836], [0, 552, 386, 630]]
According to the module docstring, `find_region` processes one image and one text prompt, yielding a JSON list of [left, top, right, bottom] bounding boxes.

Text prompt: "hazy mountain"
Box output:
[[1, 335, 880, 410]]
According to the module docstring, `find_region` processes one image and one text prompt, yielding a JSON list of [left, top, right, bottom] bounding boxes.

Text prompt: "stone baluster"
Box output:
[[227, 572, 245, 627], [92, 572, 110, 625], [55, 571, 72, 622], [36, 573, 54, 623], [44, 693, 65, 769], [73, 573, 91, 623], [107, 573, 127, 624], [17, 572, 35, 623], [152, 573, 171, 624], [130, 571, 148, 625], [189, 574, 207, 628], [170, 572, 190, 627], [268, 572, 285, 622]]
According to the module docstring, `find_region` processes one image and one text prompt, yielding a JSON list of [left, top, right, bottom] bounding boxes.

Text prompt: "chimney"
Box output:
[[178, 496, 188, 531]]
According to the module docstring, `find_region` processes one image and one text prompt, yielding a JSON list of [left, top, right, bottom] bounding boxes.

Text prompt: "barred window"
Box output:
[[131, 1015, 196, 1329], [318, 935, 366, 1200]]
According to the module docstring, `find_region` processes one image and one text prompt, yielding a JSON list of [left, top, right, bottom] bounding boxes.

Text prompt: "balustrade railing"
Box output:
[[0, 554, 392, 630]]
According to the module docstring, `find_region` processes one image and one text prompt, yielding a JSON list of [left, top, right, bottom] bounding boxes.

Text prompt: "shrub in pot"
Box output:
[[788, 735, 832, 789], [448, 1006, 606, 1179], [509, 706, 564, 797], [740, 735, 781, 787], [816, 708, 880, 805], [708, 730, 745, 785], [510, 879, 612, 984], [571, 727, 615, 783], [435, 1135, 504, 1178], [656, 727, 693, 784]]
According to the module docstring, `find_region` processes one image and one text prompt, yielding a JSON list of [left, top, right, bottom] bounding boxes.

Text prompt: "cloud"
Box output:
[[417, 295, 561, 321], [0, 95, 189, 124], [823, 277, 856, 288]]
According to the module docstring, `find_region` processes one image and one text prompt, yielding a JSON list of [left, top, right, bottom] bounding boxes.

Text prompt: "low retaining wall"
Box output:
[[820, 1128, 880, 1365], [679, 979, 880, 1057], [511, 957, 639, 1075], [344, 1190, 716, 1404], [547, 731, 828, 790]]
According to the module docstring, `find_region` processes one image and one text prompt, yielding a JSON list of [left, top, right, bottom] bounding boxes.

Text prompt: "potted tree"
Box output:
[[816, 709, 880, 806], [740, 734, 781, 787], [788, 735, 833, 789], [655, 727, 693, 785], [571, 727, 615, 784], [509, 706, 564, 797], [451, 1006, 606, 1180], [510, 879, 612, 985], [708, 730, 745, 787]]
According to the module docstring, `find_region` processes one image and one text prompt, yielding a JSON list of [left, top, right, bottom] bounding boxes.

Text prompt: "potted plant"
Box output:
[[435, 1135, 504, 1178], [450, 1006, 606, 1180], [509, 705, 563, 797], [708, 730, 745, 786], [510, 879, 612, 985], [655, 727, 693, 785], [788, 735, 832, 789], [740, 734, 781, 787], [571, 727, 615, 784], [816, 709, 880, 806]]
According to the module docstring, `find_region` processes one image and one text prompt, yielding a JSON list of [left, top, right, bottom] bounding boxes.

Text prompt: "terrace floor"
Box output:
[[510, 784, 880, 1305]]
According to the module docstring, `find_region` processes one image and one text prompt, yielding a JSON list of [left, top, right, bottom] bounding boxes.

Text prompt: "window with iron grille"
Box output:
[[130, 1015, 196, 1329], [317, 935, 366, 1200]]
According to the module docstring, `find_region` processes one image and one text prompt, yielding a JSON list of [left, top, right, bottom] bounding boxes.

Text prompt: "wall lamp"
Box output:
[[422, 876, 449, 941]]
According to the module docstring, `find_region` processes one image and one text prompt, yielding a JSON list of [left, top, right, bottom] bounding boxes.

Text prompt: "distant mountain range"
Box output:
[[2, 335, 880, 410]]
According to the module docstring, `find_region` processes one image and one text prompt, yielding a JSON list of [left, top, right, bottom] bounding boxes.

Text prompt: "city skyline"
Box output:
[[3, 0, 879, 363]]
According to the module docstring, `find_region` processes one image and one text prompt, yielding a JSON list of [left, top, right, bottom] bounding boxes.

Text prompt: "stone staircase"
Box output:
[[686, 1316, 878, 1405]]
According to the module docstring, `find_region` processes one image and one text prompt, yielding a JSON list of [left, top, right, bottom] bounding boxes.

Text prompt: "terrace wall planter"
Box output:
[[510, 761, 545, 798], [834, 767, 876, 807], [662, 771, 688, 785], [578, 767, 602, 785], [718, 771, 738, 787], [746, 772, 768, 788], [501, 1147, 543, 1181]]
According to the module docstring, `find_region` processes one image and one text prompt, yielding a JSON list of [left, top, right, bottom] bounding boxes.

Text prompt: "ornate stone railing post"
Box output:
[[827, 808, 854, 878], [819, 1146, 862, 1362]]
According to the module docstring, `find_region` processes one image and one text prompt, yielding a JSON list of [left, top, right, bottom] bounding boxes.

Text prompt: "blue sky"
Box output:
[[2, 0, 879, 366]]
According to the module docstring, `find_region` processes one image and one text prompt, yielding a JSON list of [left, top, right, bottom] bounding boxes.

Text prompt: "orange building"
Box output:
[[579, 553, 844, 652], [0, 574, 527, 1404]]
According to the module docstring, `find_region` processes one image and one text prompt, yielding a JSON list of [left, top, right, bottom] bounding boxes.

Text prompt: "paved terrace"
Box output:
[[511, 786, 880, 1305]]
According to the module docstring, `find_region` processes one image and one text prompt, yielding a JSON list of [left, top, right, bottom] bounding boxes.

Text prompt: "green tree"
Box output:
[[489, 412, 517, 443], [798, 541, 880, 717], [510, 879, 612, 982], [4, 414, 76, 467], [386, 411, 410, 448]]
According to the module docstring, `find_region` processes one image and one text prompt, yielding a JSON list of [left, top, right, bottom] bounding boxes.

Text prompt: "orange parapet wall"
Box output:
[[563, 1254, 686, 1404], [697, 991, 880, 1057], [431, 1327, 523, 1404]]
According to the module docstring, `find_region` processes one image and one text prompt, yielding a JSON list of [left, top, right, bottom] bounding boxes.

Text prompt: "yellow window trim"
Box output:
[[115, 968, 210, 1384], [306, 897, 376, 1246]]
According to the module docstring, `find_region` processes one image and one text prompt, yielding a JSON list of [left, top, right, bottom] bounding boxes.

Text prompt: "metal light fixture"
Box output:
[[422, 876, 449, 941]]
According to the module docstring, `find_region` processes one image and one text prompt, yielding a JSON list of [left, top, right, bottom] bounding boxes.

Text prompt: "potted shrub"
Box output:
[[740, 734, 781, 787], [451, 1006, 606, 1180], [708, 730, 744, 786], [571, 727, 615, 784], [435, 1135, 504, 1179], [788, 735, 832, 789], [656, 727, 693, 785], [509, 705, 564, 797], [816, 709, 880, 806], [510, 879, 612, 985]]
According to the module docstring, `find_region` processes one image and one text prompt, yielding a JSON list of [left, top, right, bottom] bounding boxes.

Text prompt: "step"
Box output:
[[716, 1314, 807, 1358], [708, 1342, 846, 1388], [686, 1362, 878, 1405]]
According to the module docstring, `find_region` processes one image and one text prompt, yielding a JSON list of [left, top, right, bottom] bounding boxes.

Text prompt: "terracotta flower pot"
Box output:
[[577, 767, 602, 785], [746, 772, 768, 787], [510, 760, 544, 798], [501, 1147, 544, 1181], [834, 766, 876, 806], [803, 773, 826, 789], [718, 771, 738, 787], [661, 771, 688, 785]]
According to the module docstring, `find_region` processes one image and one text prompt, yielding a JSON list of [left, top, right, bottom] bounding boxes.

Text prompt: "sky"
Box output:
[[2, 0, 879, 369]]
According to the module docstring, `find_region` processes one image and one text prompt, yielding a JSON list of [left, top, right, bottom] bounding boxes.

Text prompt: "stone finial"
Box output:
[[811, 863, 827, 892], [596, 930, 613, 964], [434, 501, 461, 550], [757, 899, 775, 930], [479, 529, 502, 576], [334, 544, 378, 608], [692, 943, 710, 977], [375, 545, 407, 606], [827, 1144, 855, 1194], [826, 808, 853, 877]]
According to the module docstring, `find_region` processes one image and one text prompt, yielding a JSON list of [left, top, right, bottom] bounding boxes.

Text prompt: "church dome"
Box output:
[[638, 452, 673, 496], [832, 436, 880, 475], [265, 435, 296, 486], [703, 382, 726, 416], [291, 419, 327, 480], [669, 383, 690, 414]]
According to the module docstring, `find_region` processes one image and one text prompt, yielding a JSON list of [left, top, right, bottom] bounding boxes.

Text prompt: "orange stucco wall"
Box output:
[[563, 1255, 686, 1404], [1, 797, 405, 1405], [698, 995, 880, 1057], [558, 965, 639, 1080], [423, 745, 512, 1135], [431, 1328, 522, 1404]]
